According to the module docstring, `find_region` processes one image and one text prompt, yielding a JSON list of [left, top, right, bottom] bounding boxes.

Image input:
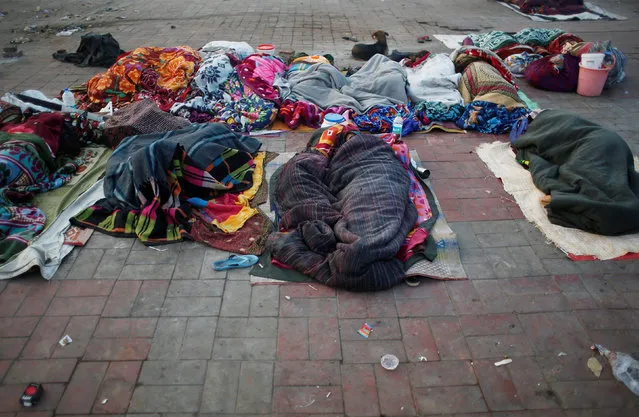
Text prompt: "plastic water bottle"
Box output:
[[392, 115, 403, 137], [594, 344, 639, 395], [62, 88, 75, 111]]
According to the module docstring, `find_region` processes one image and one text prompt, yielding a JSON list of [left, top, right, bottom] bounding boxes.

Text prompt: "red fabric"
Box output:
[[278, 100, 322, 129], [517, 0, 586, 15], [403, 52, 431, 68], [236, 54, 287, 103], [396, 228, 429, 261], [524, 54, 580, 92], [454, 46, 518, 89], [568, 252, 639, 261], [199, 194, 244, 223], [1, 112, 64, 156], [548, 33, 584, 54], [494, 44, 535, 59]]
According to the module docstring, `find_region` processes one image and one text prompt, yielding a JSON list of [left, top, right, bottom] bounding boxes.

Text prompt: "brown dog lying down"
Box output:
[[351, 30, 389, 60]]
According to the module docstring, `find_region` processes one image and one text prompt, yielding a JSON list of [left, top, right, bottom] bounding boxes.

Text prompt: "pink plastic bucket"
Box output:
[[577, 53, 615, 97]]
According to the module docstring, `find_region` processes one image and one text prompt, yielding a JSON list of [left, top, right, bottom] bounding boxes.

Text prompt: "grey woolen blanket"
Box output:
[[277, 54, 409, 113]]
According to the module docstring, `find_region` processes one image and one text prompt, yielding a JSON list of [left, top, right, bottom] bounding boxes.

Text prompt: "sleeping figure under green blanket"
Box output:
[[512, 109, 639, 236]]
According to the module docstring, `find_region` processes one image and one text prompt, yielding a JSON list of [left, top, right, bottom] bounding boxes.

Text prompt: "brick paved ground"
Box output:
[[1, 0, 639, 416]]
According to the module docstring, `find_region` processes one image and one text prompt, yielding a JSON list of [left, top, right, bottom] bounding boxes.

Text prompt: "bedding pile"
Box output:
[[70, 123, 263, 245], [462, 28, 626, 92], [0, 29, 631, 285]]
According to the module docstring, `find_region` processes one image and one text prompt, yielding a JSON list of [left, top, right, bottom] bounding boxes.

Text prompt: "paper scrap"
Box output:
[[587, 356, 603, 377], [58, 335, 73, 346], [357, 323, 373, 339], [494, 358, 513, 367]]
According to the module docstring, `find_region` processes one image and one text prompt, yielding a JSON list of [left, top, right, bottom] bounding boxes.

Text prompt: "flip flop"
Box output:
[[405, 277, 421, 287], [417, 35, 431, 43], [213, 254, 259, 271]]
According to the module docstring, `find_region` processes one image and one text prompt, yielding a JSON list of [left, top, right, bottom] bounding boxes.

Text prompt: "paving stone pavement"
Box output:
[[1, 0, 639, 416]]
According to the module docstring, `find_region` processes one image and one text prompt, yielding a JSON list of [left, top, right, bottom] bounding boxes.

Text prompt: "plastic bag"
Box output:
[[594, 344, 639, 396], [199, 41, 254, 60]]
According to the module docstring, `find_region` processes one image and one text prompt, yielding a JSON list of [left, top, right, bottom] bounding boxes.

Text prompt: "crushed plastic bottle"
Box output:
[[593, 344, 639, 396]]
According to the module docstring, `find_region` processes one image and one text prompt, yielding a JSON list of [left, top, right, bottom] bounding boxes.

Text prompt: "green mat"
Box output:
[[249, 149, 442, 284]]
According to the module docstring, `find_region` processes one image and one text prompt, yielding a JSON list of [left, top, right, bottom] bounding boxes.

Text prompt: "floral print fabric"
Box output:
[[86, 46, 202, 106], [236, 54, 287, 102]]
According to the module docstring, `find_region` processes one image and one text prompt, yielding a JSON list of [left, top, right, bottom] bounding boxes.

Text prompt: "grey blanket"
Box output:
[[514, 109, 639, 236], [278, 54, 408, 113], [267, 132, 417, 291]]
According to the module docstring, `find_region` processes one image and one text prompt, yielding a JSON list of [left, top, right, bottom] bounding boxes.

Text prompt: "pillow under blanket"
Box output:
[[513, 109, 639, 236], [267, 133, 417, 291]]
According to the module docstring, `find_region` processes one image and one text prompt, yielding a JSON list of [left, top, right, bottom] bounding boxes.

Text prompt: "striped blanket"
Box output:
[[71, 123, 262, 245]]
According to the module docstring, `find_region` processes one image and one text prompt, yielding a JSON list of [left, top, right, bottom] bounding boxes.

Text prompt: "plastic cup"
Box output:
[[581, 53, 605, 69], [381, 354, 399, 370]]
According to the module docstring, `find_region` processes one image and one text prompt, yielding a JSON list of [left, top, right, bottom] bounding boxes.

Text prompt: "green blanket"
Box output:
[[514, 109, 639, 236]]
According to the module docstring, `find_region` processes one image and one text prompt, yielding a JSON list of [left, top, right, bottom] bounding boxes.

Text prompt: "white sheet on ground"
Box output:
[[405, 54, 463, 106], [0, 180, 105, 280], [433, 34, 468, 50], [477, 141, 639, 260]]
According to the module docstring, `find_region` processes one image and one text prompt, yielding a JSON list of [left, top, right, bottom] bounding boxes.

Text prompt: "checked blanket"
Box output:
[[267, 125, 417, 291], [71, 123, 262, 245]]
